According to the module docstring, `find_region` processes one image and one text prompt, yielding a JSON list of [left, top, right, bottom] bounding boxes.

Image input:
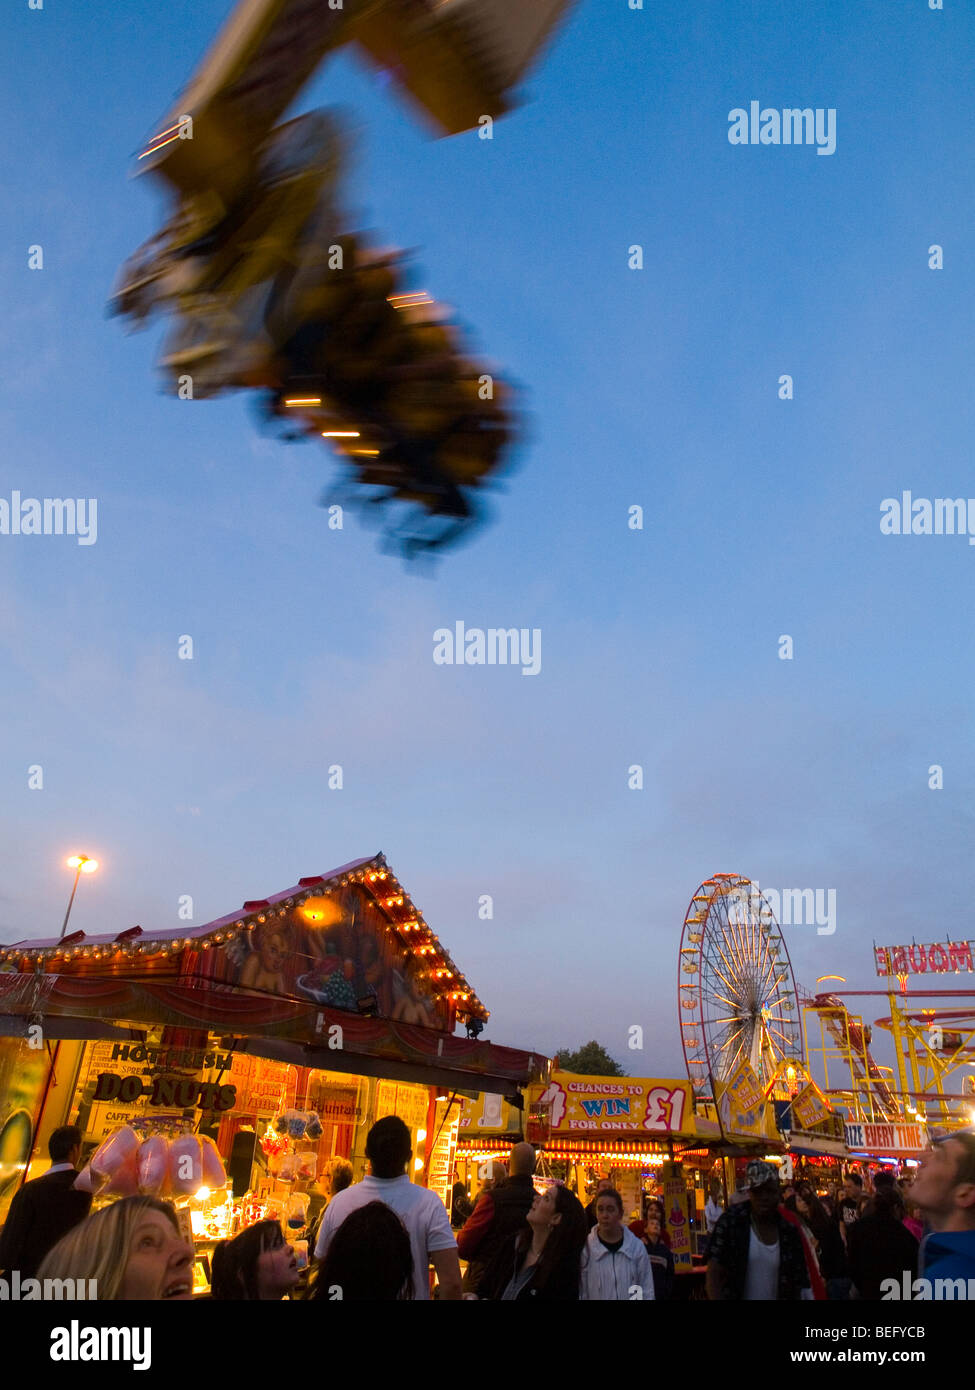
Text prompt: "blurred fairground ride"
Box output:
[[110, 0, 575, 555]]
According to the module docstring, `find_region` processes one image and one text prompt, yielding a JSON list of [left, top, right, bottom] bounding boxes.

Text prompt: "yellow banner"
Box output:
[[663, 1178, 693, 1271], [531, 1073, 694, 1137], [715, 1059, 778, 1140], [457, 1092, 520, 1134], [791, 1082, 830, 1131]]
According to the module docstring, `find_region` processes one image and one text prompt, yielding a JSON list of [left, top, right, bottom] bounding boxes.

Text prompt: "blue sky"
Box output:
[[1, 0, 973, 1086]]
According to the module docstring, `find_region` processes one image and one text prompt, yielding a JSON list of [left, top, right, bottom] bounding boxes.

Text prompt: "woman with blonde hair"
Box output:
[[38, 1195, 194, 1300]]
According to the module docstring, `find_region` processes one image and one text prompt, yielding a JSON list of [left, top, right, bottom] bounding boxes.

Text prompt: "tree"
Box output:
[[554, 1041, 626, 1077]]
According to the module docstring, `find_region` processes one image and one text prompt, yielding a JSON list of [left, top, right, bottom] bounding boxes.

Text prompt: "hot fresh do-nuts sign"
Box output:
[[92, 1072, 237, 1111], [874, 941, 974, 977]]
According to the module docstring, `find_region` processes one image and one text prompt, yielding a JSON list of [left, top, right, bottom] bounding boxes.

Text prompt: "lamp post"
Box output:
[[60, 854, 98, 939]]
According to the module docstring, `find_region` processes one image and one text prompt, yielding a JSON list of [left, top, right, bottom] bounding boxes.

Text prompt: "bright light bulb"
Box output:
[[413, 1158, 424, 1172], [81, 859, 98, 874], [195, 1186, 211, 1202], [416, 1129, 427, 1143]]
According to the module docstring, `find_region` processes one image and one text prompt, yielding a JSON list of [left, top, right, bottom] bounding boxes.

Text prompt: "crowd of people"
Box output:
[[1, 1120, 973, 1300], [705, 1140, 975, 1300]]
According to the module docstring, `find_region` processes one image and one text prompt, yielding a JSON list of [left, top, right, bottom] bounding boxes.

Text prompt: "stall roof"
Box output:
[[2, 857, 377, 953], [0, 853, 545, 1093], [0, 851, 486, 1021]]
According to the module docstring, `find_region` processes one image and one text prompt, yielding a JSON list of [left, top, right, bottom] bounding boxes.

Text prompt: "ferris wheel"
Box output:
[[678, 873, 803, 1100]]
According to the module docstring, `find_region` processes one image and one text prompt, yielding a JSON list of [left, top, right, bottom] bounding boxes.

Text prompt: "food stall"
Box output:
[[520, 1070, 713, 1284], [0, 853, 546, 1292]]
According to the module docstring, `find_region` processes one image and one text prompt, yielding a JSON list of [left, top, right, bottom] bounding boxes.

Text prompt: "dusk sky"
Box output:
[[1, 0, 972, 1084]]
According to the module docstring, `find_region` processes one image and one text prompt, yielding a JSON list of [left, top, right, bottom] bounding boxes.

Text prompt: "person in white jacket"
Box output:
[[579, 1188, 654, 1300]]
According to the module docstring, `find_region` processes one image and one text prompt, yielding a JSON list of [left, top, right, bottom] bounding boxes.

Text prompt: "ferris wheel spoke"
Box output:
[[719, 1037, 748, 1077], [712, 993, 745, 1013], [729, 916, 755, 981], [751, 916, 769, 990], [756, 940, 779, 993], [755, 920, 772, 987], [716, 901, 748, 969], [711, 926, 738, 966], [709, 961, 740, 999], [767, 1025, 795, 1049], [723, 935, 751, 994]]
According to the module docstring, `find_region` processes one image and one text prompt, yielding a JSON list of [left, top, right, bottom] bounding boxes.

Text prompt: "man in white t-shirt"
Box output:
[[313, 1116, 462, 1299]]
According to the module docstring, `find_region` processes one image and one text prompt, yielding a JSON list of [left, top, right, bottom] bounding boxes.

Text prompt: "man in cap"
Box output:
[[706, 1160, 810, 1300]]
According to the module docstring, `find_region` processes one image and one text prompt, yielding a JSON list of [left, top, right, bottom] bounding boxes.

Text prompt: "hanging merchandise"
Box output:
[[138, 1134, 172, 1198], [169, 1134, 204, 1195], [73, 1163, 99, 1195], [200, 1134, 228, 1190], [288, 1237, 309, 1273], [295, 1150, 317, 1182], [91, 1126, 141, 1197], [261, 1123, 288, 1158], [287, 1193, 308, 1231], [284, 1108, 308, 1140], [278, 1152, 299, 1183]]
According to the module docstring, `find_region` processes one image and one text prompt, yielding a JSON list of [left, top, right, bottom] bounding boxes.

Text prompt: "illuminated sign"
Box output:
[[874, 941, 974, 977], [844, 1121, 928, 1155], [92, 1072, 236, 1112]]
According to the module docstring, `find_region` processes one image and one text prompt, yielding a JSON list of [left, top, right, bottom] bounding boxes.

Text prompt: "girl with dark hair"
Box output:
[[646, 1199, 671, 1249], [472, 1183, 588, 1301], [793, 1183, 848, 1299], [309, 1201, 414, 1300], [210, 1219, 299, 1300], [845, 1189, 919, 1300]]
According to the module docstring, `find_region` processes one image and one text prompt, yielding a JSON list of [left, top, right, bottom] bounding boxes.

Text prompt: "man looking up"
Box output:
[[910, 1131, 975, 1295]]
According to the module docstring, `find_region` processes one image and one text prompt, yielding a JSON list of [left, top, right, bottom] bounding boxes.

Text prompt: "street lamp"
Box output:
[[60, 855, 98, 939]]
